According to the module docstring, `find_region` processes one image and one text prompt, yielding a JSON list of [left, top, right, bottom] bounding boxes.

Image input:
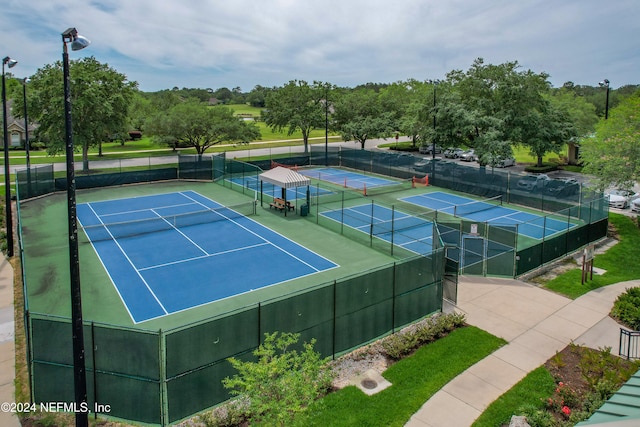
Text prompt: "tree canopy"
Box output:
[[332, 88, 395, 149], [16, 56, 136, 171], [263, 80, 330, 153], [580, 90, 640, 190], [145, 100, 260, 155]]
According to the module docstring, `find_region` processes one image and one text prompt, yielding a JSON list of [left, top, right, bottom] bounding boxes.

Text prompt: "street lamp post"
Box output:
[[62, 27, 90, 427], [2, 56, 17, 258], [426, 79, 439, 161], [431, 81, 438, 161], [324, 84, 329, 166], [21, 78, 30, 169], [599, 79, 610, 120]]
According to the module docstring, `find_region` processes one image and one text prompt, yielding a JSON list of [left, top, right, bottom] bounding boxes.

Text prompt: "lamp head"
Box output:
[[62, 28, 91, 51], [71, 35, 91, 51], [2, 57, 17, 68], [599, 79, 610, 88]]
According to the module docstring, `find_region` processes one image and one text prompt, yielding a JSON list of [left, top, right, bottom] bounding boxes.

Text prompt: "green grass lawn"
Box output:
[[295, 327, 506, 427], [472, 367, 555, 427], [544, 213, 640, 299]]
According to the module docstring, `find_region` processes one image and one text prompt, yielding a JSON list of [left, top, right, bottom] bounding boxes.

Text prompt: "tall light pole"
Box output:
[[21, 77, 30, 169], [324, 83, 329, 166], [62, 27, 90, 427], [2, 56, 17, 258], [599, 79, 610, 120], [427, 79, 439, 161]]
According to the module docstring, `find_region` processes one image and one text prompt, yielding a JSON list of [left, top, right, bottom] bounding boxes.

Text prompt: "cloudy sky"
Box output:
[[2, 0, 637, 92]]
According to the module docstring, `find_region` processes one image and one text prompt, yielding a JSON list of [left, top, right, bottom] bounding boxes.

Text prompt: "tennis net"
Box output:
[[81, 200, 257, 243], [371, 213, 433, 236], [453, 195, 502, 217]]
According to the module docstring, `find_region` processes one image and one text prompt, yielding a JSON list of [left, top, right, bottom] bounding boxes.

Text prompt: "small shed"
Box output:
[[259, 167, 311, 216]]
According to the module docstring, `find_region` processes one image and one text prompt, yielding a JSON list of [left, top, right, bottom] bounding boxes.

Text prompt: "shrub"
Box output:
[[611, 287, 640, 330], [517, 404, 554, 427], [222, 331, 333, 426], [381, 312, 466, 360]]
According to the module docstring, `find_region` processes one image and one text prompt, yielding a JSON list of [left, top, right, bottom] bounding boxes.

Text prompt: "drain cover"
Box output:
[[361, 379, 378, 389]]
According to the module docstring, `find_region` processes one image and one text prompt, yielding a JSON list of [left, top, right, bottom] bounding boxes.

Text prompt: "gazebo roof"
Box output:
[[259, 167, 311, 189]]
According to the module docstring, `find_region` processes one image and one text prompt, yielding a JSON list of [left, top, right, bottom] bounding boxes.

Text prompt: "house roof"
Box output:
[[259, 166, 310, 189]]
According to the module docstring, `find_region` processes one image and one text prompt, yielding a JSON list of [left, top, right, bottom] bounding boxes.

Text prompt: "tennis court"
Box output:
[[77, 190, 338, 323], [299, 167, 399, 191], [400, 191, 576, 239], [320, 203, 434, 254], [225, 175, 333, 200]]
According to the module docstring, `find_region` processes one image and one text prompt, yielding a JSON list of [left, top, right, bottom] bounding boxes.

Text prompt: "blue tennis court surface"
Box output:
[[321, 204, 434, 254], [400, 191, 575, 239], [299, 167, 398, 190], [226, 175, 332, 200], [77, 191, 338, 323]]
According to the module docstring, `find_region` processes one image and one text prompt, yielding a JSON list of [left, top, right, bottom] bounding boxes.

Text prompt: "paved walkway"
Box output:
[[0, 257, 20, 427], [406, 276, 639, 427]]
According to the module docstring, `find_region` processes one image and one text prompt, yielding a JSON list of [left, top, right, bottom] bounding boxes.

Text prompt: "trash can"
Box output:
[[300, 204, 309, 217]]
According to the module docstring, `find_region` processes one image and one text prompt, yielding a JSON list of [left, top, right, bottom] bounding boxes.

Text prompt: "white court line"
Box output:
[[85, 203, 169, 316]]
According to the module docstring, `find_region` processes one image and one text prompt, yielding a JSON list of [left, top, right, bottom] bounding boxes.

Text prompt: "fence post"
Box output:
[[159, 329, 168, 426]]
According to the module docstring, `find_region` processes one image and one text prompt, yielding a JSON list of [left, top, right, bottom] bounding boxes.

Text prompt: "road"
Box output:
[[2, 138, 370, 174]]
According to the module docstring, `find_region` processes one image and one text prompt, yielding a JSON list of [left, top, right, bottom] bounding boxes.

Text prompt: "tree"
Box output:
[[263, 80, 329, 153], [223, 331, 333, 426], [580, 90, 640, 190], [548, 89, 599, 138], [127, 91, 154, 135], [517, 100, 577, 167], [379, 79, 426, 148], [145, 100, 260, 155], [332, 88, 395, 149], [17, 56, 136, 171], [247, 85, 270, 108], [443, 58, 576, 165]]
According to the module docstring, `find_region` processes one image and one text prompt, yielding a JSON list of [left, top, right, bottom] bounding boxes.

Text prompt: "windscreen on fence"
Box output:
[[16, 165, 55, 200], [29, 314, 162, 424], [178, 154, 213, 180], [213, 152, 226, 181], [55, 168, 178, 191], [310, 144, 341, 166]]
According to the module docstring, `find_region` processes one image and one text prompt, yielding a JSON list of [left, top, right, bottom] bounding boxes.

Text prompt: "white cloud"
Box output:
[[1, 0, 638, 91]]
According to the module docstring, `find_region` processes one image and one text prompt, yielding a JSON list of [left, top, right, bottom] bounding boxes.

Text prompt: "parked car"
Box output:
[[479, 155, 516, 168], [516, 174, 550, 191], [631, 198, 640, 213], [458, 149, 476, 162], [606, 189, 639, 209], [433, 159, 456, 174], [544, 178, 580, 197], [443, 147, 464, 159], [418, 144, 442, 155], [390, 152, 415, 165], [412, 157, 431, 172]]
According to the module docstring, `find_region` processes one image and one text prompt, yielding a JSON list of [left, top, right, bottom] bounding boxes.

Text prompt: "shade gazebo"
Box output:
[[258, 166, 311, 216]]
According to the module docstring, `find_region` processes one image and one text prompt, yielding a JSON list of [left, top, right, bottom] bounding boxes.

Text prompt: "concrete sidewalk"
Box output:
[[406, 276, 639, 427], [0, 257, 20, 427]]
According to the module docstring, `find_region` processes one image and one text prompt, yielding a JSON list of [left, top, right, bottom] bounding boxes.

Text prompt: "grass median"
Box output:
[[296, 326, 506, 427]]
